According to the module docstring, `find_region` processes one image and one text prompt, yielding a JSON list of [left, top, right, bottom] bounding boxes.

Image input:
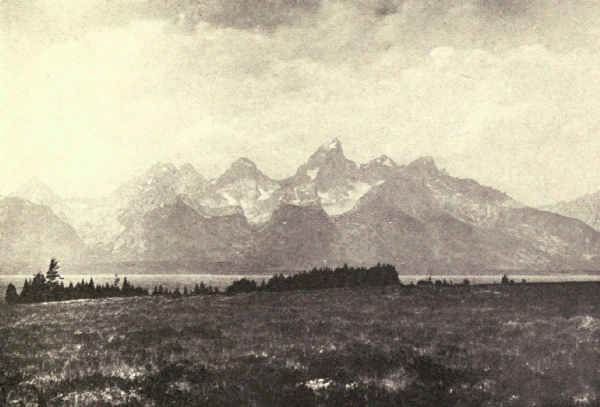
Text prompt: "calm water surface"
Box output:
[[396, 274, 600, 285]]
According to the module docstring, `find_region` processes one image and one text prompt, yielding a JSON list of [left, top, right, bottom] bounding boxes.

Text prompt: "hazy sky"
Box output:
[[3, 0, 600, 205]]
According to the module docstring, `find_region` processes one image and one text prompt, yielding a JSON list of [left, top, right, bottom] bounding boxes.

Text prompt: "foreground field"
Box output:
[[2, 283, 600, 406]]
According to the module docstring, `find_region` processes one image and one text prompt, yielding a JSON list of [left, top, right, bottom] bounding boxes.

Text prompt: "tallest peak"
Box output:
[[307, 138, 347, 164], [319, 138, 342, 152]]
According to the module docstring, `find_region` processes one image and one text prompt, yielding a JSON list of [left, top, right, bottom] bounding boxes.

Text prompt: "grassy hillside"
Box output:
[[2, 283, 600, 406]]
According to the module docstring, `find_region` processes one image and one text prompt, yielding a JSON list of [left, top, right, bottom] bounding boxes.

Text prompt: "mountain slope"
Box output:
[[54, 163, 207, 252], [331, 198, 430, 270], [490, 207, 600, 268], [339, 157, 600, 271], [0, 197, 86, 265], [197, 158, 280, 223], [543, 191, 600, 232], [251, 203, 336, 269], [108, 197, 253, 262]]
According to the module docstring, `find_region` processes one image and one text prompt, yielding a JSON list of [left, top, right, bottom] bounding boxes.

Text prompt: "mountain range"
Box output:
[[5, 138, 600, 274]]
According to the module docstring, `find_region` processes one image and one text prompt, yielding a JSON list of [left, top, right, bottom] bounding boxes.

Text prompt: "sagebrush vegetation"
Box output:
[[2, 281, 600, 406]]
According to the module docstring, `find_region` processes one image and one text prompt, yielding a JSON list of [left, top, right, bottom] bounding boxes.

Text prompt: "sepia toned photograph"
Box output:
[[3, 0, 600, 405]]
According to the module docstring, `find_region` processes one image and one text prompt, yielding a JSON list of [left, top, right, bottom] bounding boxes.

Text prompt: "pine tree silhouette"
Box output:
[[46, 258, 62, 286], [5, 283, 18, 304]]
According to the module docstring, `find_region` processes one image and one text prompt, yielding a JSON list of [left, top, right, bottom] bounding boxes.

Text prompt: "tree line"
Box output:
[[151, 282, 220, 298], [4, 259, 148, 304], [225, 263, 400, 295], [8, 260, 522, 304], [5, 261, 402, 304]]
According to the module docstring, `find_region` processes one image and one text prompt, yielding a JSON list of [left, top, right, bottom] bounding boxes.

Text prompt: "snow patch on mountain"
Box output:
[[319, 182, 373, 216], [258, 185, 277, 201], [221, 192, 239, 206], [324, 138, 341, 151]]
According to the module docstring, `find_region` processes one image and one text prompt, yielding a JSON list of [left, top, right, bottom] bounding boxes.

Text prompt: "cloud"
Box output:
[[3, 0, 600, 206]]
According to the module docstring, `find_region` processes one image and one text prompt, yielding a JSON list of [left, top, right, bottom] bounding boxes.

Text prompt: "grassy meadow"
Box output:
[[2, 282, 600, 406]]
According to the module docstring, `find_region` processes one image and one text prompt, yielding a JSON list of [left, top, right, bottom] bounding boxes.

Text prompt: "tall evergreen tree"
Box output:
[[31, 272, 47, 302], [20, 279, 31, 303], [46, 258, 62, 286], [5, 283, 18, 304]]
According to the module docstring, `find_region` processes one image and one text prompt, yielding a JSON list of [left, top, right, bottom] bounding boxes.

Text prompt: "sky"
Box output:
[[2, 0, 600, 205]]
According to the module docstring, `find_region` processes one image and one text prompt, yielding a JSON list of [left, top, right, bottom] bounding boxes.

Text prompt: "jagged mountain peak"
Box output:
[[117, 162, 180, 195], [178, 162, 200, 174], [374, 155, 396, 167], [141, 194, 191, 218], [306, 138, 349, 166], [318, 137, 343, 152], [119, 162, 182, 193], [176, 163, 206, 190], [406, 156, 440, 176], [409, 156, 437, 168], [231, 157, 258, 170], [112, 161, 207, 210], [144, 162, 179, 178], [7, 142, 600, 272], [363, 154, 397, 169], [218, 157, 271, 183], [199, 157, 279, 224]]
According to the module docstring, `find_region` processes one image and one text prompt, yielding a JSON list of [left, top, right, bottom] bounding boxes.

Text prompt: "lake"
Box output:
[[396, 274, 600, 285], [2, 273, 600, 300]]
